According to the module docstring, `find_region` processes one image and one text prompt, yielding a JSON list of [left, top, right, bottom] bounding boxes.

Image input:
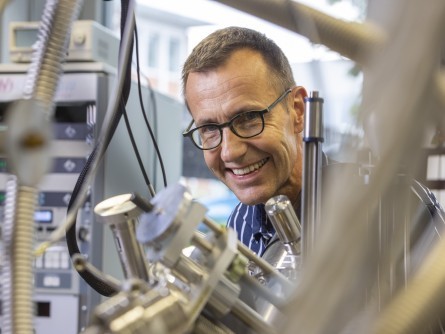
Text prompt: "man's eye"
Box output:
[[241, 111, 260, 121], [236, 112, 262, 125], [200, 125, 219, 135]]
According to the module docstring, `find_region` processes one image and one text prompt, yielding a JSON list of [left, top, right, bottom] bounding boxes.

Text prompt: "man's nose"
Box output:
[[220, 127, 246, 161]]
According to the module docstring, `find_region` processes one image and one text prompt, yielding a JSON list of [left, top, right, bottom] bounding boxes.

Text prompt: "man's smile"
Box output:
[[230, 158, 269, 176]]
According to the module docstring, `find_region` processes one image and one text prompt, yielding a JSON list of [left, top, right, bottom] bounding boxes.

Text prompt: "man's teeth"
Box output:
[[232, 158, 267, 176]]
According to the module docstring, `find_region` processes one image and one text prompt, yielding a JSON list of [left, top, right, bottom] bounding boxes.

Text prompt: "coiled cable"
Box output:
[[2, 176, 18, 334], [11, 186, 38, 334]]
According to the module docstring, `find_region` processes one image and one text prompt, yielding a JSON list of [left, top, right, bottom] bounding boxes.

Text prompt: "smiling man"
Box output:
[[182, 26, 307, 255]]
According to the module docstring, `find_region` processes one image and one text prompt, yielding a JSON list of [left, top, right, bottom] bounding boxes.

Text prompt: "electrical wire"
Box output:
[[133, 23, 168, 189], [121, 96, 155, 196]]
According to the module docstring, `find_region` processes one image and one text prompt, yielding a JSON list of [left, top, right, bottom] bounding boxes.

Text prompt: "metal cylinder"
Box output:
[[301, 90, 324, 263], [265, 195, 301, 255], [94, 193, 150, 281], [303, 91, 324, 140]]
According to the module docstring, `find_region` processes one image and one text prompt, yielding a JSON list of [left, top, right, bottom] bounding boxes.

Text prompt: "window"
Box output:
[[169, 37, 180, 72], [148, 33, 160, 68]]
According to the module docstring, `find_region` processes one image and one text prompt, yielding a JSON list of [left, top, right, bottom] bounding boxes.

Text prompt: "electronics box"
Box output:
[[9, 20, 119, 68]]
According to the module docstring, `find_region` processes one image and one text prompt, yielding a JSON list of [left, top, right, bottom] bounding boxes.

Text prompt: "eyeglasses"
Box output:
[[183, 89, 292, 150]]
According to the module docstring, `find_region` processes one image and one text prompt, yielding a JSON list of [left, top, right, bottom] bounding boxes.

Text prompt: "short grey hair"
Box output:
[[182, 26, 296, 100]]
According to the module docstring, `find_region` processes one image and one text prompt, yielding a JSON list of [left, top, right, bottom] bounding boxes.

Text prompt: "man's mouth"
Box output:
[[231, 158, 269, 176]]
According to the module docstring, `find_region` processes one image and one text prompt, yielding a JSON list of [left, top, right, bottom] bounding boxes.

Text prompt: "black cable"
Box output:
[[121, 97, 153, 189], [134, 24, 168, 189], [119, 1, 133, 103], [65, 0, 134, 296], [66, 148, 117, 296]]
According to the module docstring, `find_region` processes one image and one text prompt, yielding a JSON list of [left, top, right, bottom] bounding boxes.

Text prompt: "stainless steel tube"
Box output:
[[301, 91, 324, 263], [94, 194, 150, 281], [265, 195, 301, 255]]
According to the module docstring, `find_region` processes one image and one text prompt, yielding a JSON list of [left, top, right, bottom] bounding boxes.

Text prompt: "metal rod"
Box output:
[[202, 216, 292, 288], [110, 219, 149, 281], [212, 0, 384, 66], [301, 91, 324, 263], [230, 298, 278, 334], [240, 273, 287, 306], [265, 194, 301, 255]]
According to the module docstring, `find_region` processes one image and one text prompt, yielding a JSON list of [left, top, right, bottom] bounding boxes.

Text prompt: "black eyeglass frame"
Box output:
[[183, 88, 292, 150]]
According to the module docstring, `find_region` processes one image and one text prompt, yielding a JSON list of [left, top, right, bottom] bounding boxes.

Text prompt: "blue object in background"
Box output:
[[201, 193, 239, 225]]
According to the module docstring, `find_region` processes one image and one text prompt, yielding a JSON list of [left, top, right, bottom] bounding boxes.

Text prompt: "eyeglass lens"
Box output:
[[194, 111, 264, 149]]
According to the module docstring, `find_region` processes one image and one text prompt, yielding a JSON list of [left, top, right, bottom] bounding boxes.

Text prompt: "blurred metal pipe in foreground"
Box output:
[[0, 0, 9, 15], [281, 0, 445, 332], [371, 230, 445, 334], [212, 0, 385, 66], [1, 1, 84, 333]]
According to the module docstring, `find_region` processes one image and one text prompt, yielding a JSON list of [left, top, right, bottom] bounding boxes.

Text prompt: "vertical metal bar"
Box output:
[[301, 90, 324, 263]]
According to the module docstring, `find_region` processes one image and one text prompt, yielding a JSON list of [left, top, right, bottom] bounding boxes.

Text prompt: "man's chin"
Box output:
[[233, 189, 270, 206]]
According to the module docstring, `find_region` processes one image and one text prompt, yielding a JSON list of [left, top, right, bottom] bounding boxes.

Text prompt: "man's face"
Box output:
[[185, 49, 306, 205]]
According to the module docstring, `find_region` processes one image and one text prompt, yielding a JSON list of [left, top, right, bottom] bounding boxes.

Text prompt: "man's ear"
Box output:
[[292, 86, 308, 134]]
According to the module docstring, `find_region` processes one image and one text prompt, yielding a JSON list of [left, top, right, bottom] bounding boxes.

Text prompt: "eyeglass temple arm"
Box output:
[[183, 119, 195, 137]]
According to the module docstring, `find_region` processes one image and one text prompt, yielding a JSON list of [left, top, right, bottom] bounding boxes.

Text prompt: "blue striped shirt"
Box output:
[[226, 202, 275, 256], [226, 199, 302, 256]]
